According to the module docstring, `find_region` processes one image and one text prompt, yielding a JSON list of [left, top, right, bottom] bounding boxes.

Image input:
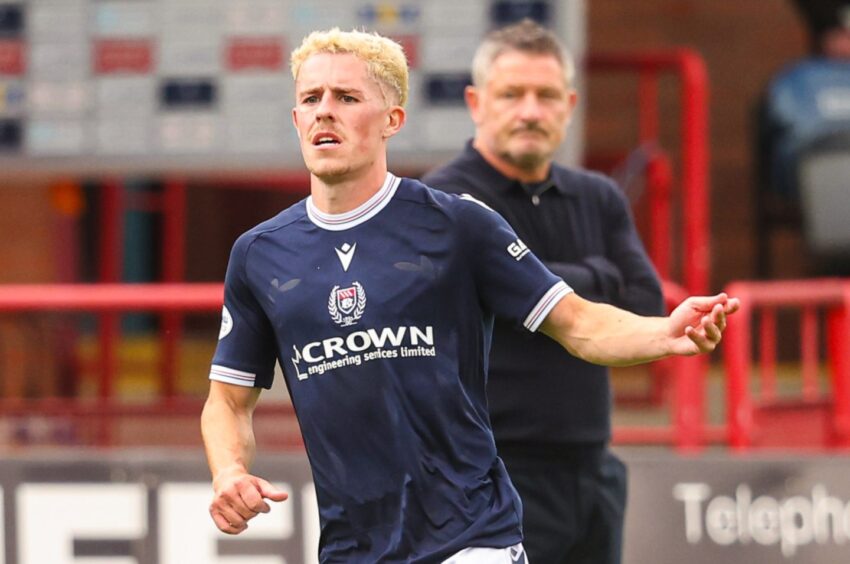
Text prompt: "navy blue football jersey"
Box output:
[[210, 173, 571, 563]]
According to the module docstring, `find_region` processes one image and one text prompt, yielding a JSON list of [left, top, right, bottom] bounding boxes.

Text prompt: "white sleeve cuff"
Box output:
[[209, 364, 257, 387], [523, 281, 573, 332]]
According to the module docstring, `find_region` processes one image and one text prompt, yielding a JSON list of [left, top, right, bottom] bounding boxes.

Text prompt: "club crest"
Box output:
[[329, 281, 366, 326]]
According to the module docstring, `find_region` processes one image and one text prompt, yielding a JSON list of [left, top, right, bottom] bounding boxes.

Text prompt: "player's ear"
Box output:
[[562, 88, 579, 130], [382, 105, 406, 139], [465, 85, 482, 124], [291, 108, 300, 136], [567, 88, 578, 111]]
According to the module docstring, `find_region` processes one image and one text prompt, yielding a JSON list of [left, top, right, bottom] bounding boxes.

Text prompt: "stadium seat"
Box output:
[[755, 58, 850, 274], [798, 130, 850, 259]]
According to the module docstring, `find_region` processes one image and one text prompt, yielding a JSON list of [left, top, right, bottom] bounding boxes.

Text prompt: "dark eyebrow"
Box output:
[[335, 86, 364, 95]]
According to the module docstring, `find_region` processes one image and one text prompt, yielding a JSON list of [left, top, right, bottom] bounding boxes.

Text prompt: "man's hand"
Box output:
[[209, 466, 289, 534], [667, 293, 740, 356]]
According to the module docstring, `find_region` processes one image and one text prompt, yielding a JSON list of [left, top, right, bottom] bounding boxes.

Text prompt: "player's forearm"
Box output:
[[201, 393, 257, 482], [542, 293, 672, 367]]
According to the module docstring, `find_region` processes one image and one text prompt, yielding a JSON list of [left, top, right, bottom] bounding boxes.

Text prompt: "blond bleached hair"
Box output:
[[290, 28, 409, 107]]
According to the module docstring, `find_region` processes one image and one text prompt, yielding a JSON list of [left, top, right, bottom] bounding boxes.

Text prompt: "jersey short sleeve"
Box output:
[[209, 232, 277, 388], [453, 194, 573, 331]]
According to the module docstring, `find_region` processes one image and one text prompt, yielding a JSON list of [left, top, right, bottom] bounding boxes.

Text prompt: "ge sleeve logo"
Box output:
[[507, 239, 529, 261]]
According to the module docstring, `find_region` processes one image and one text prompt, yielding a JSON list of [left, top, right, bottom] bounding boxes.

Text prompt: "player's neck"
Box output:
[[310, 166, 389, 214]]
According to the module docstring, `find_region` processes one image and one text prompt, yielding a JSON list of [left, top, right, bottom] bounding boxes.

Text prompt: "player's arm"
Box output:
[[201, 380, 288, 534], [540, 291, 739, 367]]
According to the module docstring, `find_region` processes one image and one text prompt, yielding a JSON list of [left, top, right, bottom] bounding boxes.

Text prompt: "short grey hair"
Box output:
[[471, 18, 575, 88]]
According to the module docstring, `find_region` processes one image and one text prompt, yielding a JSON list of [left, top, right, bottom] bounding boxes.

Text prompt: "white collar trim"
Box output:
[[306, 173, 400, 231]]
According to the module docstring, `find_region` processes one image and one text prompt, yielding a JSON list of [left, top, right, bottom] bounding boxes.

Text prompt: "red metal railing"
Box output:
[[0, 283, 300, 447], [588, 49, 710, 296], [588, 50, 711, 447], [91, 174, 312, 395], [0, 282, 716, 450], [723, 279, 850, 450], [0, 283, 222, 401], [612, 280, 720, 450]]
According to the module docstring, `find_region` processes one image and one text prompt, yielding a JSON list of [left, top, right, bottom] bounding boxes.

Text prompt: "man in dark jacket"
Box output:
[[423, 19, 664, 564]]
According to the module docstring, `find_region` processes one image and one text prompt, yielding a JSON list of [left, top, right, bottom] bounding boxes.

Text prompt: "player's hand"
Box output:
[[209, 466, 289, 534], [667, 293, 740, 356]]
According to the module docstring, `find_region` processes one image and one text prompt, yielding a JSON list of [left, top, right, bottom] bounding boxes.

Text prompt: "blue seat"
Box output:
[[756, 58, 850, 272], [762, 58, 850, 199]]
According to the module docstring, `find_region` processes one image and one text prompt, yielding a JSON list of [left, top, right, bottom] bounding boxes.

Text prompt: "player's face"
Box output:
[[292, 52, 404, 183], [467, 51, 576, 178]]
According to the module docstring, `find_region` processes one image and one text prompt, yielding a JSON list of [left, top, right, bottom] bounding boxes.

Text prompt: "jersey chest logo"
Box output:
[[329, 281, 366, 327], [334, 242, 357, 272]]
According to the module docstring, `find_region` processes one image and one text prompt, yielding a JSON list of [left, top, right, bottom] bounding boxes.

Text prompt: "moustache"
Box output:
[[511, 124, 548, 135]]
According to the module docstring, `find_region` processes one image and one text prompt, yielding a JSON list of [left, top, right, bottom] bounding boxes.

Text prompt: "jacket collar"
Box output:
[[459, 140, 576, 197]]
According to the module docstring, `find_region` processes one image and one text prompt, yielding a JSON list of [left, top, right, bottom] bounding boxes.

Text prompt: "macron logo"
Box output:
[[507, 238, 529, 261], [335, 242, 357, 272]]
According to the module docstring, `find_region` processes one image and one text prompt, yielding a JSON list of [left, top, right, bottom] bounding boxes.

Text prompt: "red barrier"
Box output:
[[588, 49, 710, 296], [0, 283, 223, 311], [0, 283, 305, 448], [612, 280, 712, 450], [0, 282, 713, 450], [87, 175, 311, 393], [0, 283, 222, 401], [587, 50, 712, 434], [723, 279, 850, 450]]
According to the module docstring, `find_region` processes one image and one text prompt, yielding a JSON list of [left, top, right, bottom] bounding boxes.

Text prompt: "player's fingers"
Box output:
[[725, 297, 741, 315], [702, 314, 722, 343], [711, 304, 727, 333], [216, 487, 257, 521], [222, 504, 251, 528], [240, 482, 271, 514], [258, 479, 289, 503], [684, 292, 728, 313], [211, 508, 248, 534], [685, 324, 714, 353], [715, 303, 727, 326], [231, 500, 258, 521], [214, 485, 259, 520], [211, 511, 231, 531]]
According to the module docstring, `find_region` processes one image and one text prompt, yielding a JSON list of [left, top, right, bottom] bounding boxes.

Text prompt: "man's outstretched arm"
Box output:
[[540, 292, 739, 367], [201, 381, 288, 534]]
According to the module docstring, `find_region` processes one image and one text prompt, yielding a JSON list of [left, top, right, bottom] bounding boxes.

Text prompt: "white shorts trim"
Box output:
[[443, 542, 527, 564]]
